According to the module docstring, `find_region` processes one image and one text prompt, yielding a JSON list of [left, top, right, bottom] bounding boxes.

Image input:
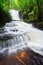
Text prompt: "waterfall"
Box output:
[[0, 10, 43, 56]]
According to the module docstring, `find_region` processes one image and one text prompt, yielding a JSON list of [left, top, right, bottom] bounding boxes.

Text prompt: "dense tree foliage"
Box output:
[[0, 0, 43, 29]]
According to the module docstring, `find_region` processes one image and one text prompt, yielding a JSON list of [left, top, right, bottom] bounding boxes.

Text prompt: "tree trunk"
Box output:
[[36, 0, 42, 22]]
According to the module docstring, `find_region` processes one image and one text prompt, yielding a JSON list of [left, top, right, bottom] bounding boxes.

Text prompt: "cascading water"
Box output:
[[0, 9, 43, 56]]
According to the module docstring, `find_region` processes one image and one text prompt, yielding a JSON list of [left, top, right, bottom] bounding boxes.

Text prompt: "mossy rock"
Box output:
[[33, 22, 43, 30]]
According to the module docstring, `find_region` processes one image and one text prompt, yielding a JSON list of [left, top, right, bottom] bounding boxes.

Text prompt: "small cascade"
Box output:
[[0, 10, 43, 56], [9, 10, 20, 20]]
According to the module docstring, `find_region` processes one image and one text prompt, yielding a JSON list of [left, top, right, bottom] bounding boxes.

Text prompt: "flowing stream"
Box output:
[[0, 10, 43, 56]]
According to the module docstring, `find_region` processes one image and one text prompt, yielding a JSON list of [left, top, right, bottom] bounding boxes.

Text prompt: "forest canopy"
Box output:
[[0, 0, 43, 29]]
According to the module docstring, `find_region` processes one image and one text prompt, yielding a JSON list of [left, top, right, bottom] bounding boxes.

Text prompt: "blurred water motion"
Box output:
[[0, 10, 43, 65]]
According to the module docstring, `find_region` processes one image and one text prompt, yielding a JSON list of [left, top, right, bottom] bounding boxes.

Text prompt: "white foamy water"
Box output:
[[9, 10, 20, 20], [0, 10, 43, 56]]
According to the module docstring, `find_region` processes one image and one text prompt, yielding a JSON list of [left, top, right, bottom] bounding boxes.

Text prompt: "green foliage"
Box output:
[[0, 0, 43, 29], [0, 0, 43, 20], [12, 0, 38, 21]]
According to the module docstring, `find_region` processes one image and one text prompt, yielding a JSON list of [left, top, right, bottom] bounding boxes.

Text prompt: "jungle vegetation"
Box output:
[[0, 0, 43, 30]]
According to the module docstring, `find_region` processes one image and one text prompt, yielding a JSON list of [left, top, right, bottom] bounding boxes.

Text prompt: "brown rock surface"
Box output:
[[0, 48, 43, 65]]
